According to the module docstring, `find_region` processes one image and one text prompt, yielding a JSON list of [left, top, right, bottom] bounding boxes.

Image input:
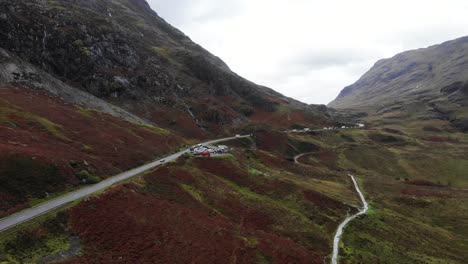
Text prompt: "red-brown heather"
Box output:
[[66, 176, 323, 263], [0, 87, 185, 217]]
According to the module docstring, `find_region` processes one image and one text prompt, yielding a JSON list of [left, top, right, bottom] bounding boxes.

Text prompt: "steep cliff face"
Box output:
[[0, 47, 149, 124], [0, 0, 327, 136], [329, 36, 468, 110]]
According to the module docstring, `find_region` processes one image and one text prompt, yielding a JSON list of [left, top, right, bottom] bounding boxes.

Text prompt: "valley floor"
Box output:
[[1, 100, 467, 263]]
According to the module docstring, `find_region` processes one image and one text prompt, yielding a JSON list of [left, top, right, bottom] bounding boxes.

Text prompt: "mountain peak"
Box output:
[[328, 35, 468, 110]]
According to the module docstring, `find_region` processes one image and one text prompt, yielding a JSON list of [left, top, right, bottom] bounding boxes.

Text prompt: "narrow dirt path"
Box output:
[[331, 174, 369, 264], [293, 153, 369, 263], [293, 152, 314, 163]]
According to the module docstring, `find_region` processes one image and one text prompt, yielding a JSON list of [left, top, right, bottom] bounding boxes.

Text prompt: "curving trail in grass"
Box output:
[[293, 152, 314, 163], [331, 174, 368, 264]]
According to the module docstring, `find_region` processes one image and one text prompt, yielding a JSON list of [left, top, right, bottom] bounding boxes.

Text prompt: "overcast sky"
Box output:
[[147, 0, 468, 105]]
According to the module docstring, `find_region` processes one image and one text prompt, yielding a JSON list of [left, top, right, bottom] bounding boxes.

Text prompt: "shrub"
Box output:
[[0, 155, 63, 202], [87, 174, 101, 184], [77, 170, 100, 184], [82, 145, 93, 151], [422, 126, 441, 132], [237, 104, 254, 116], [369, 133, 402, 144], [69, 160, 80, 168], [4, 231, 44, 262], [43, 211, 69, 235], [3, 213, 70, 263]]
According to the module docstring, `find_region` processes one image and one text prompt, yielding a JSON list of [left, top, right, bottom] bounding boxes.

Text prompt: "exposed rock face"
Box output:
[[0, 47, 149, 124], [329, 36, 468, 110], [441, 81, 468, 97], [0, 0, 326, 135]]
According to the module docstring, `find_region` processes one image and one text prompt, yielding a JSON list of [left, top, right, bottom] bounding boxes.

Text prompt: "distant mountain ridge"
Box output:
[[329, 36, 468, 110]]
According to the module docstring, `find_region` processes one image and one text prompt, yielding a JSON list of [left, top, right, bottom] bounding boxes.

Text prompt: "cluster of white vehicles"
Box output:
[[189, 144, 229, 157], [289, 128, 312, 133], [324, 123, 365, 130], [287, 124, 365, 133], [323, 126, 348, 130]]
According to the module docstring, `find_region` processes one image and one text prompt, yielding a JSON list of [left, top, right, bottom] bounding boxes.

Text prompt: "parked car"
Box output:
[[194, 146, 207, 153], [218, 145, 229, 153], [194, 148, 204, 155], [202, 151, 211, 157], [190, 144, 203, 152]]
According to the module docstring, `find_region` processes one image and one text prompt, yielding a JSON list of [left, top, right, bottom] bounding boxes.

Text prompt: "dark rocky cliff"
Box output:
[[0, 0, 327, 136]]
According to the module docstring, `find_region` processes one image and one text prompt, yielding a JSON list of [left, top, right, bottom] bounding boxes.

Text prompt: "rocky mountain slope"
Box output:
[[329, 36, 468, 110], [0, 47, 148, 124], [0, 0, 330, 137], [329, 36, 468, 131]]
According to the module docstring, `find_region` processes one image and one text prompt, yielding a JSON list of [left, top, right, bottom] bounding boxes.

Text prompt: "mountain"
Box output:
[[0, 2, 346, 262], [0, 0, 330, 137], [0, 0, 337, 219], [329, 36, 468, 131], [3, 1, 467, 263], [329, 36, 468, 109]]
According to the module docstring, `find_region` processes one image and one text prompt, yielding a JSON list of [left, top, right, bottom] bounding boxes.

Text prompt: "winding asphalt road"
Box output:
[[0, 135, 251, 233]]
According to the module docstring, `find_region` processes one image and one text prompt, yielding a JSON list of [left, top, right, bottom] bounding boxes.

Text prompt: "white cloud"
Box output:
[[148, 0, 468, 104]]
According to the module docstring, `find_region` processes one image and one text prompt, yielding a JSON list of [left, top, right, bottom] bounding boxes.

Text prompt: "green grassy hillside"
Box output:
[[315, 121, 468, 263]]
